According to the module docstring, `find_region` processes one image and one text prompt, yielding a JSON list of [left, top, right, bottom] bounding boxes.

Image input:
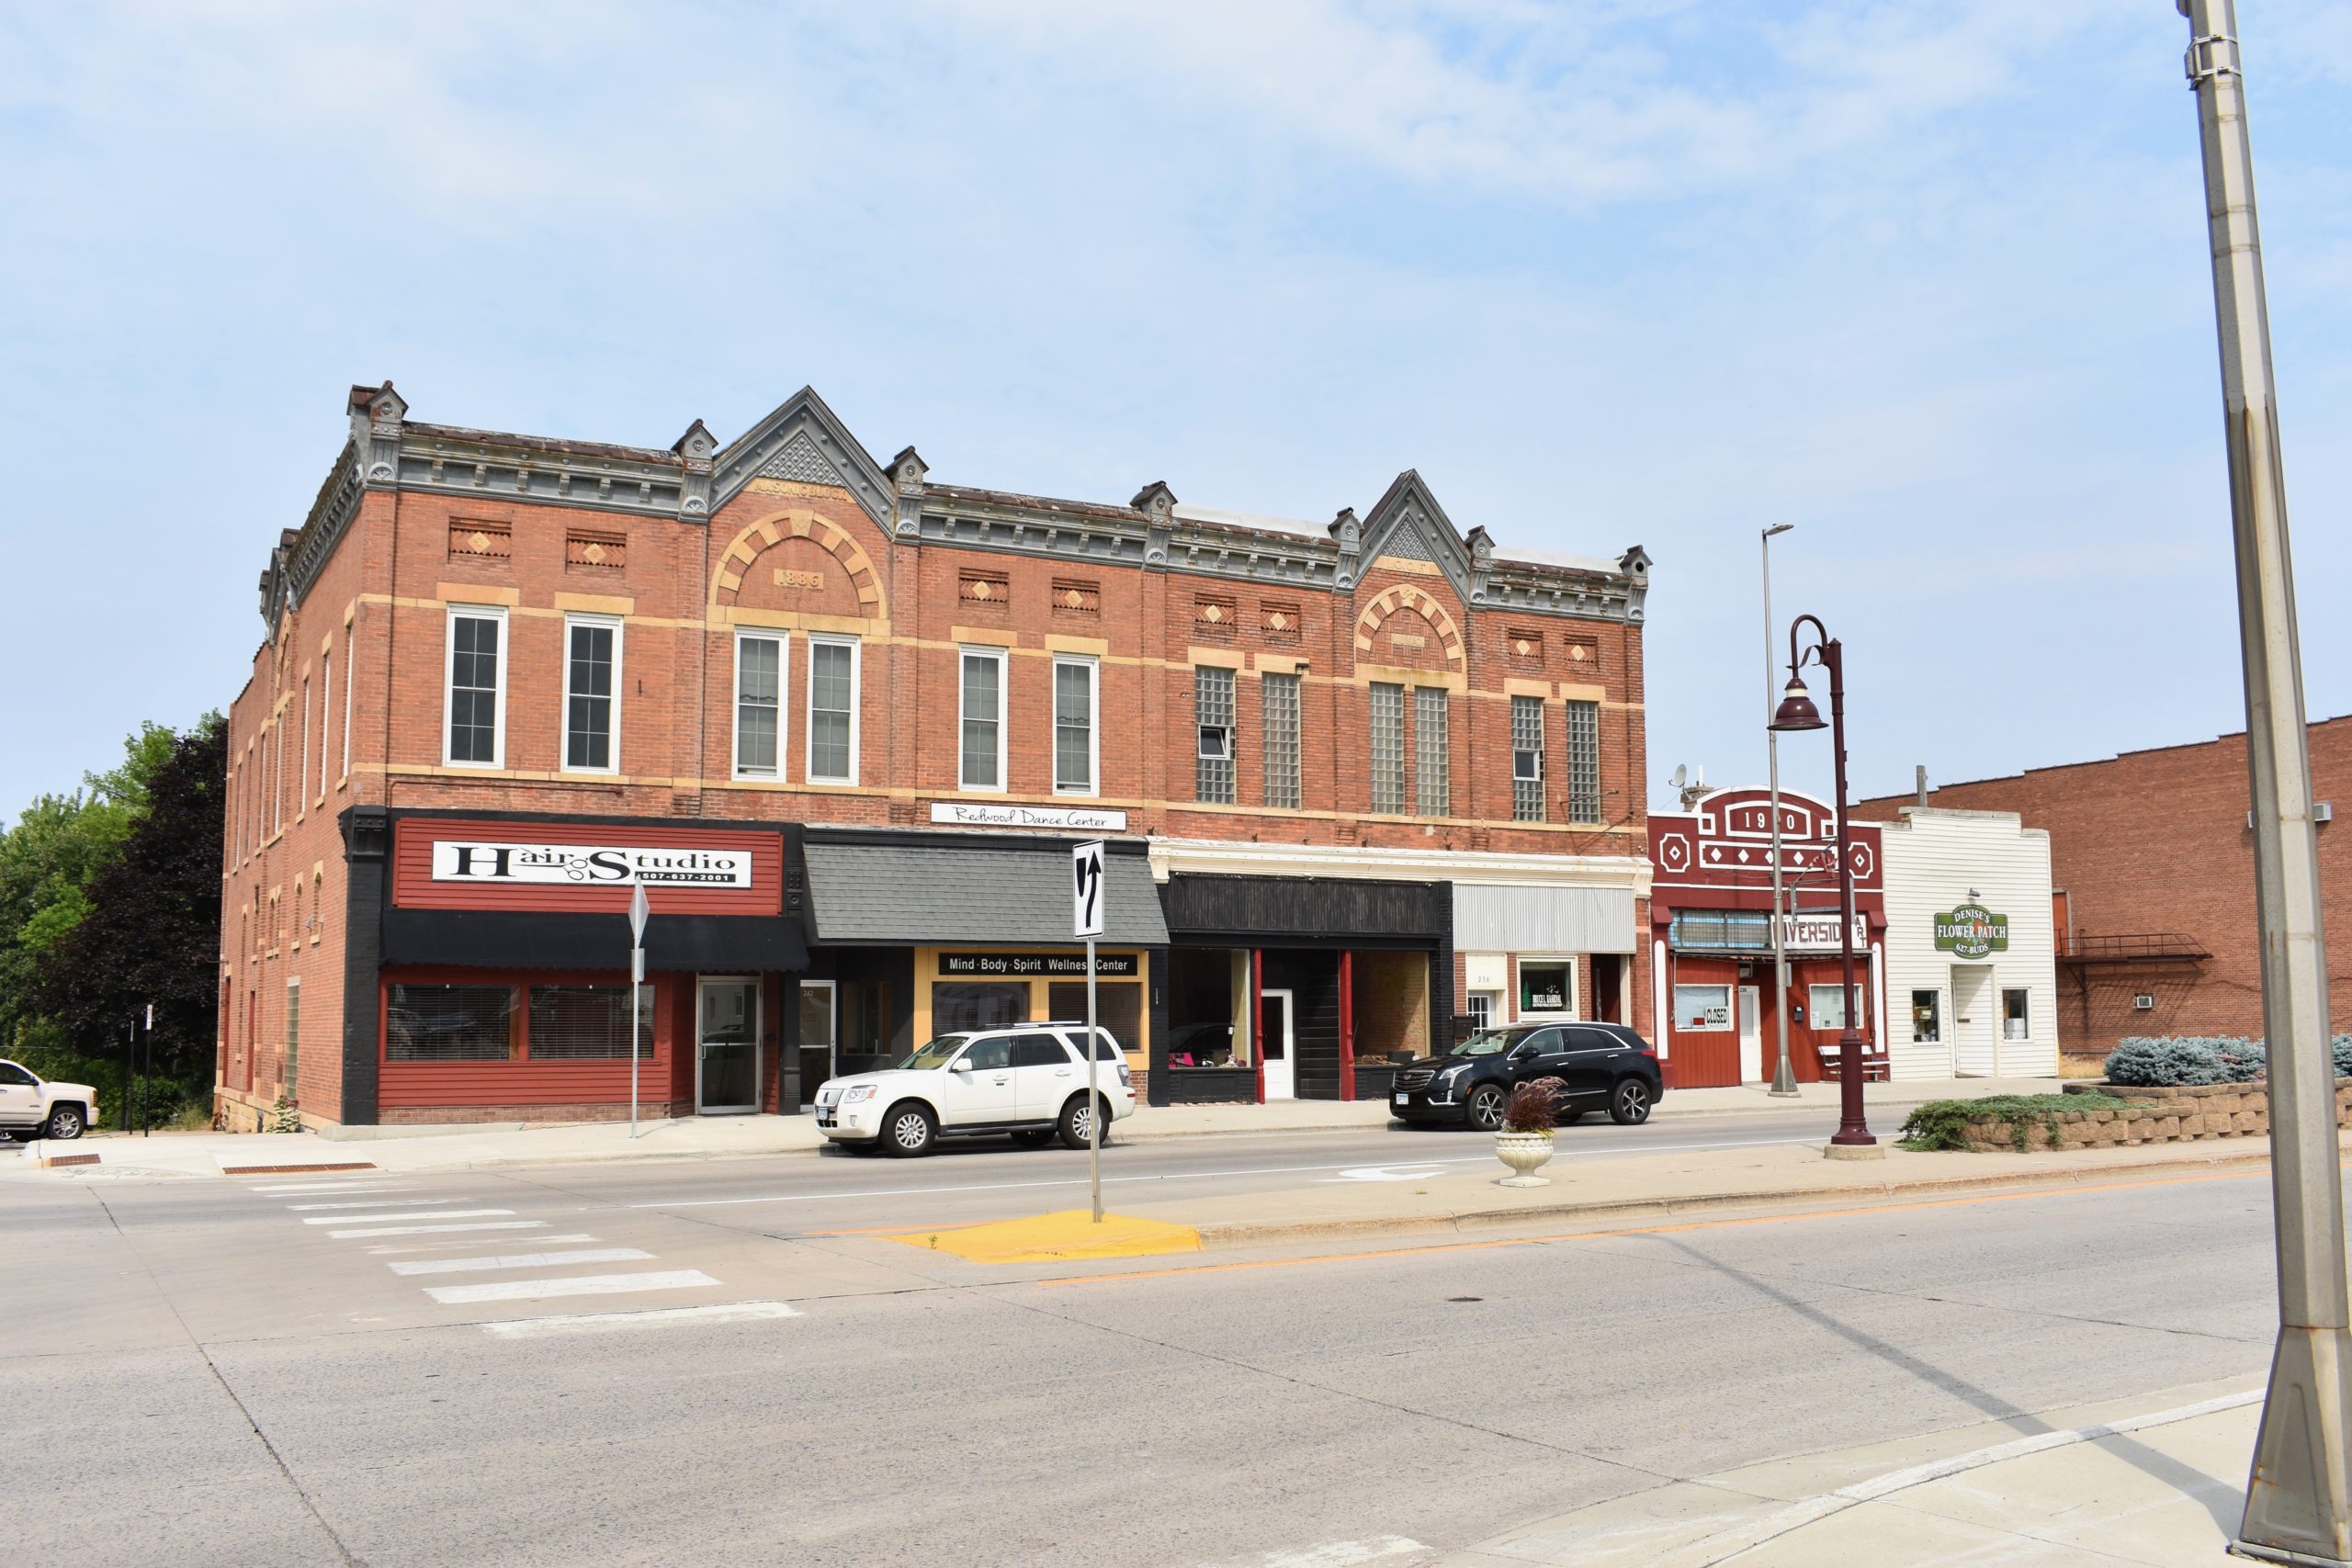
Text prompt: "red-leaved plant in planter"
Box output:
[[1502, 1077, 1568, 1135]]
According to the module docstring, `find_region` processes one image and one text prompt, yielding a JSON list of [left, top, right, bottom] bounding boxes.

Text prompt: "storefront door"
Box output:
[[1737, 986, 1763, 1083], [1261, 990, 1295, 1100], [1951, 965, 1996, 1077], [697, 976, 762, 1114]]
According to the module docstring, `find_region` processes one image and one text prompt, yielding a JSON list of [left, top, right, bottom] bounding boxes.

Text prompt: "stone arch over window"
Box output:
[[1354, 584, 1464, 673], [708, 508, 887, 623]]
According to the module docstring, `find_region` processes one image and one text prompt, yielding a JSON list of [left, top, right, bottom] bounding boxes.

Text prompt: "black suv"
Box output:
[[1387, 1021, 1663, 1131]]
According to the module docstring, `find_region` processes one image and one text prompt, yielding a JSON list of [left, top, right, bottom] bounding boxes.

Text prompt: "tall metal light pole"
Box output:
[[1770, 616, 1876, 1155], [1761, 524, 1799, 1097], [2176, 4, 2351, 1561]]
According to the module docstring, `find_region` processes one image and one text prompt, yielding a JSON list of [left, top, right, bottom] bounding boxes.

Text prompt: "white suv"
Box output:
[[816, 1023, 1136, 1157], [0, 1059, 99, 1141]]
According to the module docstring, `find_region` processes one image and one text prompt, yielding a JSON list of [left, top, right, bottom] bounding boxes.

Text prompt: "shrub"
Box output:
[[1502, 1077, 1566, 1134], [1900, 1092, 2128, 1152], [2104, 1036, 2261, 1087]]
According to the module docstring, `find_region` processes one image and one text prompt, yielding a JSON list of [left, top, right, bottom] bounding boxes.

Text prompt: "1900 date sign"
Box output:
[[1933, 903, 2009, 959], [939, 952, 1137, 978]]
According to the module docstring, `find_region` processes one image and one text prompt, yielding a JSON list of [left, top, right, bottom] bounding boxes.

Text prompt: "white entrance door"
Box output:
[[1261, 990, 1295, 1100], [696, 977, 762, 1114], [1951, 966, 1996, 1077], [1737, 985, 1763, 1084]]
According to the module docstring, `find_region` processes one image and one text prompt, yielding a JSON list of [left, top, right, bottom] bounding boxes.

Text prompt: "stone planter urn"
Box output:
[[1494, 1131, 1555, 1188]]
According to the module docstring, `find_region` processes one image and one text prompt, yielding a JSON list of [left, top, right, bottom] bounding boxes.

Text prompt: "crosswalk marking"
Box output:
[[287, 1198, 468, 1212], [390, 1248, 652, 1277], [481, 1301, 801, 1338], [367, 1234, 597, 1255], [328, 1220, 548, 1239], [423, 1269, 718, 1305], [251, 1182, 412, 1195], [303, 1209, 513, 1226]]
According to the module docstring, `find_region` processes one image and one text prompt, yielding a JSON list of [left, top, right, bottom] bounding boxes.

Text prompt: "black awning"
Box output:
[[381, 908, 807, 974], [1159, 873, 1448, 946]]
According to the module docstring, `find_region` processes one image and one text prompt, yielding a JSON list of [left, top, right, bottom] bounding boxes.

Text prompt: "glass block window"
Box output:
[[1565, 698, 1600, 823], [734, 633, 782, 778], [1415, 687, 1449, 817], [960, 649, 1003, 790], [284, 977, 300, 1099], [807, 637, 858, 783], [1054, 657, 1097, 794], [1195, 666, 1236, 804], [1510, 695, 1546, 821], [1370, 682, 1406, 815], [1261, 672, 1301, 809]]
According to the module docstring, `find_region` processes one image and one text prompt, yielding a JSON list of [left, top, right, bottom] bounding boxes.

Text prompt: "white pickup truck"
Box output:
[[0, 1059, 97, 1141]]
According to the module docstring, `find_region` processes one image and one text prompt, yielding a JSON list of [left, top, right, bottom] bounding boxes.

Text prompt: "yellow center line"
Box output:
[[1027, 1168, 2267, 1289]]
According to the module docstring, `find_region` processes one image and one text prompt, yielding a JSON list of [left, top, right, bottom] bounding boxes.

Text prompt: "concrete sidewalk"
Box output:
[[1436, 1376, 2263, 1566], [2, 1075, 2058, 1181]]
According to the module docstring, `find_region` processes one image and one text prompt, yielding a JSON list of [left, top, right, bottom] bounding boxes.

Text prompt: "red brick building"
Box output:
[[219, 383, 1655, 1128], [1855, 716, 2352, 1062]]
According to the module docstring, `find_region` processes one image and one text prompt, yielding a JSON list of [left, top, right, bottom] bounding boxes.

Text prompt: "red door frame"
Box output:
[[1251, 948, 1265, 1105], [1338, 950, 1356, 1100]]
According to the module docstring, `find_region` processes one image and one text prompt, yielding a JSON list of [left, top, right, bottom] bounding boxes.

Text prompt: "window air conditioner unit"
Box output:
[[2133, 993, 2155, 1010], [1513, 750, 1543, 783], [1198, 728, 1232, 761]]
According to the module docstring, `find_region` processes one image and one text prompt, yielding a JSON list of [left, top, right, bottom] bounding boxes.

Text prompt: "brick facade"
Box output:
[[219, 383, 1655, 1125], [1856, 716, 2352, 1060]]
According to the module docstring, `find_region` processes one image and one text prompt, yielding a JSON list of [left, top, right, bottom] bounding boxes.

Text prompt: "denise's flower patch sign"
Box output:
[[1933, 903, 2009, 959]]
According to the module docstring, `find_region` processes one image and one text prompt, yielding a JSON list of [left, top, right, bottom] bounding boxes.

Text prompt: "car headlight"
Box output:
[[1440, 1063, 1469, 1080], [842, 1085, 877, 1103]]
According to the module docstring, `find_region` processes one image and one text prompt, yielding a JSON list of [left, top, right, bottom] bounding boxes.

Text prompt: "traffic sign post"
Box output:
[[1072, 840, 1105, 1223], [628, 884, 650, 1141]]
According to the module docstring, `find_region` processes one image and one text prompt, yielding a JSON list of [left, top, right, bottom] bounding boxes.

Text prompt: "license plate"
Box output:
[[1392, 1093, 1408, 1105]]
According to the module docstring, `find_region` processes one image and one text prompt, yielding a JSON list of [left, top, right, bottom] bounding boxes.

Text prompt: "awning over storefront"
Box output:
[[1161, 873, 1447, 948], [805, 838, 1170, 947], [1453, 884, 1636, 953], [381, 908, 807, 973]]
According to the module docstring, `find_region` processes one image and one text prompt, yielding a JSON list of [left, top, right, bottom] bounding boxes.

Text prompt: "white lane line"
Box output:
[[368, 1234, 597, 1256], [303, 1208, 513, 1226], [633, 1136, 1822, 1211], [482, 1300, 800, 1338], [1201, 1537, 1429, 1568], [329, 1220, 548, 1239], [424, 1269, 718, 1305], [391, 1248, 653, 1277], [288, 1198, 469, 1212]]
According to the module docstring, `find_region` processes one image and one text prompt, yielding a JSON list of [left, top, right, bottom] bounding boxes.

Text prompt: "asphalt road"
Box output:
[[5, 1133, 2284, 1568]]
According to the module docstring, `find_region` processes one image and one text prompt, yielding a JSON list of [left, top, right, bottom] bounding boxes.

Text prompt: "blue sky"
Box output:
[[3, 0, 2346, 818]]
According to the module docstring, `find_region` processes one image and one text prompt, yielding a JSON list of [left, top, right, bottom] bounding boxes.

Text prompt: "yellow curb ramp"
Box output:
[[886, 1209, 1202, 1264]]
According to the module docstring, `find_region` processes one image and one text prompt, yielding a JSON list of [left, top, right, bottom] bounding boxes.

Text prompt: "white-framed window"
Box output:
[[444, 605, 507, 768], [1465, 991, 1500, 1032], [297, 678, 310, 818], [272, 716, 285, 833], [2003, 987, 2030, 1041], [339, 631, 354, 784], [561, 615, 623, 773], [1510, 695, 1546, 822], [1809, 981, 1860, 1032], [1518, 957, 1577, 1018], [1911, 989, 1942, 1043], [960, 647, 1007, 791], [1674, 983, 1733, 1032], [806, 635, 860, 784], [1053, 655, 1098, 795], [317, 654, 332, 801], [733, 631, 786, 780], [1195, 665, 1236, 804]]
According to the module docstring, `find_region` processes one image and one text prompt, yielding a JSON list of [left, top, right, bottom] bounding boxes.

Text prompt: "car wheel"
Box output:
[[1466, 1083, 1507, 1133], [1057, 1094, 1107, 1150], [1011, 1129, 1054, 1148], [1557, 1110, 1586, 1127], [881, 1102, 935, 1157], [1609, 1078, 1653, 1126], [43, 1104, 85, 1141]]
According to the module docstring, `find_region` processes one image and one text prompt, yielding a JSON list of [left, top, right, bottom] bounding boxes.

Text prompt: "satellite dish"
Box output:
[[1669, 764, 1688, 790]]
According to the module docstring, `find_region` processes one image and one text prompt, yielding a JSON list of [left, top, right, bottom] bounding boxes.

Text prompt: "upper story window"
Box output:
[[1053, 656, 1098, 795], [1369, 682, 1405, 815], [339, 632, 354, 784], [445, 605, 507, 768], [1510, 695, 1545, 822], [1261, 671, 1301, 810], [297, 678, 311, 818], [807, 635, 859, 784], [317, 653, 332, 801], [960, 648, 1006, 791], [1415, 687, 1450, 817], [733, 631, 786, 780], [1195, 666, 1236, 805], [563, 615, 622, 773], [1565, 698, 1600, 824]]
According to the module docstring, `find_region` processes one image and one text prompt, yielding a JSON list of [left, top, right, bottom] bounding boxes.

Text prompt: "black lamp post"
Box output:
[[1769, 615, 1875, 1151]]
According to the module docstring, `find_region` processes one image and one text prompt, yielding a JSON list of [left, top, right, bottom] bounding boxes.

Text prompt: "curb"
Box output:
[[1186, 1144, 2277, 1250]]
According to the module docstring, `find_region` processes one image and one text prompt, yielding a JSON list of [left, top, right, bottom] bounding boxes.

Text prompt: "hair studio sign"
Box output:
[[1933, 902, 2009, 960], [431, 840, 754, 889]]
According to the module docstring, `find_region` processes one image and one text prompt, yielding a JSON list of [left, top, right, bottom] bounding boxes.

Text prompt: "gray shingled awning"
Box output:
[[805, 840, 1170, 947]]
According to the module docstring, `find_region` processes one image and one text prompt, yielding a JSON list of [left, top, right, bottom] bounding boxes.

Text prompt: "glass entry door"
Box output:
[[697, 977, 761, 1114]]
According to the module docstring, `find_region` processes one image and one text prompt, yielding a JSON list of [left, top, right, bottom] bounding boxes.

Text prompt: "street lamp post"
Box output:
[[2175, 4, 2352, 1561], [1761, 524, 1798, 1097], [1769, 615, 1875, 1153]]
